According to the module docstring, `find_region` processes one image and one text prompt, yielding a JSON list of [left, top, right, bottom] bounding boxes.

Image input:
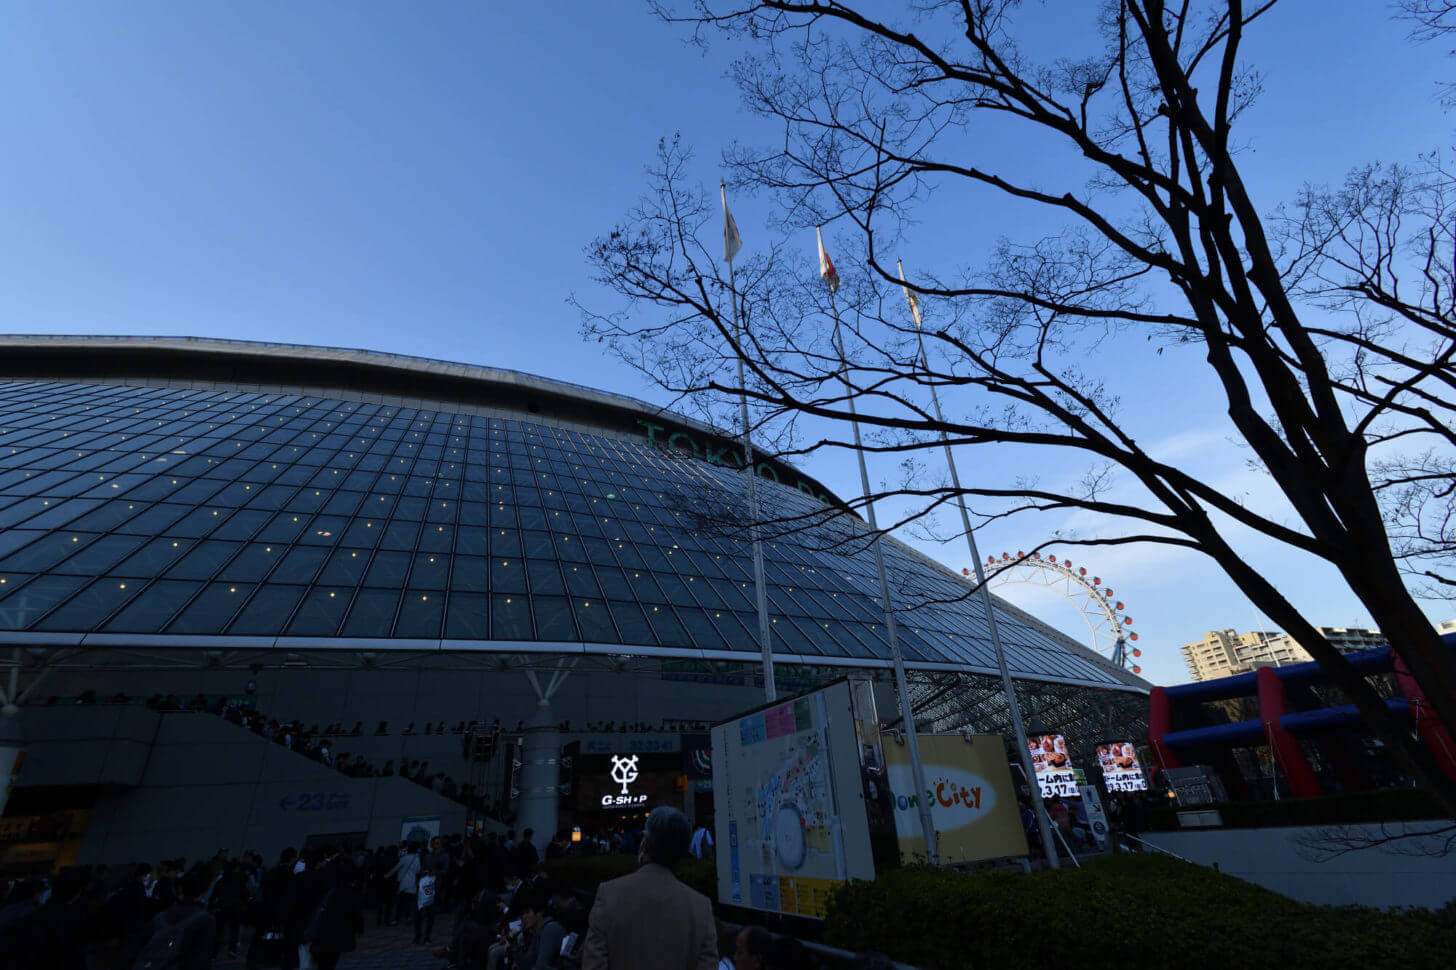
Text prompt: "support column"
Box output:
[[1256, 667, 1321, 799], [1147, 687, 1182, 776], [516, 661, 574, 857], [1393, 654, 1456, 783], [516, 698, 562, 857]]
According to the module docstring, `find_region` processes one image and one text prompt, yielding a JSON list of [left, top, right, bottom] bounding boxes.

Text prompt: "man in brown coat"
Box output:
[[582, 806, 718, 970]]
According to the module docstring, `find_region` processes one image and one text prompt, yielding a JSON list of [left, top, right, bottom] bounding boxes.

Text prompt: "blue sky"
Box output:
[[0, 2, 1449, 684]]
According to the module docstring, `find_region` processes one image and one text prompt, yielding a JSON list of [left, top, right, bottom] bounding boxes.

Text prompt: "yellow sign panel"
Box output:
[[777, 876, 838, 919], [883, 734, 1029, 865]]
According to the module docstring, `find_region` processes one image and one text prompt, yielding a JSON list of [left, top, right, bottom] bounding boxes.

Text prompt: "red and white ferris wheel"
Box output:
[[965, 550, 1144, 673]]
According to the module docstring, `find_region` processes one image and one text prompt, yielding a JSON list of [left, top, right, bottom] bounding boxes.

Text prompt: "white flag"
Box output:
[[816, 226, 841, 293], [721, 184, 743, 264], [897, 259, 924, 329]]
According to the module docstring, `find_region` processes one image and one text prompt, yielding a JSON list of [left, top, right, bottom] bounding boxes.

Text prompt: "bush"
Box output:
[[541, 854, 717, 901], [822, 854, 1456, 970]]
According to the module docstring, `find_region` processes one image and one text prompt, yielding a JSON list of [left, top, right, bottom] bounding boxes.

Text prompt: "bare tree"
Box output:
[[580, 1, 1456, 811]]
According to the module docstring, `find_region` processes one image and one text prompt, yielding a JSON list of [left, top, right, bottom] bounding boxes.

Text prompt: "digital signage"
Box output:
[[1027, 733, 1079, 799], [1096, 741, 1148, 792]]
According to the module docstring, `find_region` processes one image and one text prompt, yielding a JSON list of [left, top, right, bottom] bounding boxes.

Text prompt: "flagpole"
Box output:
[[899, 260, 1060, 868], [723, 185, 777, 702], [823, 232, 937, 865]]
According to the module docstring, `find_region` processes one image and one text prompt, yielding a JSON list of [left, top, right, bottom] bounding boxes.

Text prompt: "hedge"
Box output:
[[821, 853, 1456, 970], [1146, 788, 1452, 831]]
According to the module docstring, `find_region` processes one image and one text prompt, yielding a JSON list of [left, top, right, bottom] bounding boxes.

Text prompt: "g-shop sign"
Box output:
[[575, 751, 680, 812]]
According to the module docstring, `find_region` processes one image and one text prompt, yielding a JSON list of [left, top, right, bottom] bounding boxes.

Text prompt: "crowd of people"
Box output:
[[0, 827, 574, 970], [0, 808, 839, 970]]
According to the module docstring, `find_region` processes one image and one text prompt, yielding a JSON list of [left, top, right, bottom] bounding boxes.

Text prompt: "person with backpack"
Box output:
[[134, 865, 217, 970], [209, 859, 246, 958], [515, 888, 566, 970], [305, 865, 364, 970]]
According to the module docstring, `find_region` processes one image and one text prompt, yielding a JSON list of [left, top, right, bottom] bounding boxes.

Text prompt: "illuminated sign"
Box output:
[[575, 752, 680, 812], [599, 754, 649, 808], [1096, 742, 1148, 792], [1028, 734, 1079, 799]]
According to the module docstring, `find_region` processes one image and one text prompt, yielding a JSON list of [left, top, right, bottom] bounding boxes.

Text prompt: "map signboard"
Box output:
[[1096, 741, 1148, 792], [711, 681, 876, 919], [1027, 733, 1079, 799], [884, 734, 1028, 864]]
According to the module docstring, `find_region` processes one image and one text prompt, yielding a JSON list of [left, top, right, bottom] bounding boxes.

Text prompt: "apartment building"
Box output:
[[1180, 627, 1388, 681]]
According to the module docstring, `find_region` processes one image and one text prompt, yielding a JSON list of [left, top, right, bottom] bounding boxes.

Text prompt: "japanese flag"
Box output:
[[816, 226, 841, 293]]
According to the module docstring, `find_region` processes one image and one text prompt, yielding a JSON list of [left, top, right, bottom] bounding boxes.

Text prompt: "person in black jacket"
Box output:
[[0, 878, 45, 969], [247, 848, 295, 970], [109, 864, 159, 970], [510, 829, 540, 875], [281, 851, 332, 970], [211, 859, 247, 958], [307, 865, 364, 970], [143, 865, 218, 970], [26, 867, 89, 970]]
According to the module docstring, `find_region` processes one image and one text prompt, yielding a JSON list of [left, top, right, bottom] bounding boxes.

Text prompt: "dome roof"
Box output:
[[0, 335, 1144, 691]]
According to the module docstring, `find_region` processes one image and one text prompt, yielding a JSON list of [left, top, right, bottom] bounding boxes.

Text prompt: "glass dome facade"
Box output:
[[0, 340, 1138, 691]]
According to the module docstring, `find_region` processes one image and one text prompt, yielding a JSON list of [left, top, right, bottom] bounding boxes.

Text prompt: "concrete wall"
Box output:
[[1140, 822, 1456, 909], [28, 665, 777, 782], [74, 713, 472, 865], [16, 706, 161, 787]]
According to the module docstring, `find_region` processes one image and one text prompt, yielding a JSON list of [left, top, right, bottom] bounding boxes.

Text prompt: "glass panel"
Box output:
[[271, 546, 328, 584], [341, 588, 399, 637], [452, 556, 487, 592], [228, 585, 306, 635], [525, 560, 565, 595], [318, 549, 370, 585], [0, 533, 100, 573], [491, 559, 527, 594], [645, 603, 690, 647], [53, 533, 147, 575], [103, 580, 203, 633], [0, 575, 88, 629], [219, 544, 283, 582], [573, 597, 618, 643], [166, 582, 252, 634], [606, 600, 657, 646], [409, 553, 450, 590], [286, 587, 351, 636], [166, 541, 242, 581], [490, 593, 532, 640], [444, 593, 488, 639], [395, 591, 444, 638], [533, 595, 577, 641], [33, 578, 138, 630], [364, 551, 410, 586]]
